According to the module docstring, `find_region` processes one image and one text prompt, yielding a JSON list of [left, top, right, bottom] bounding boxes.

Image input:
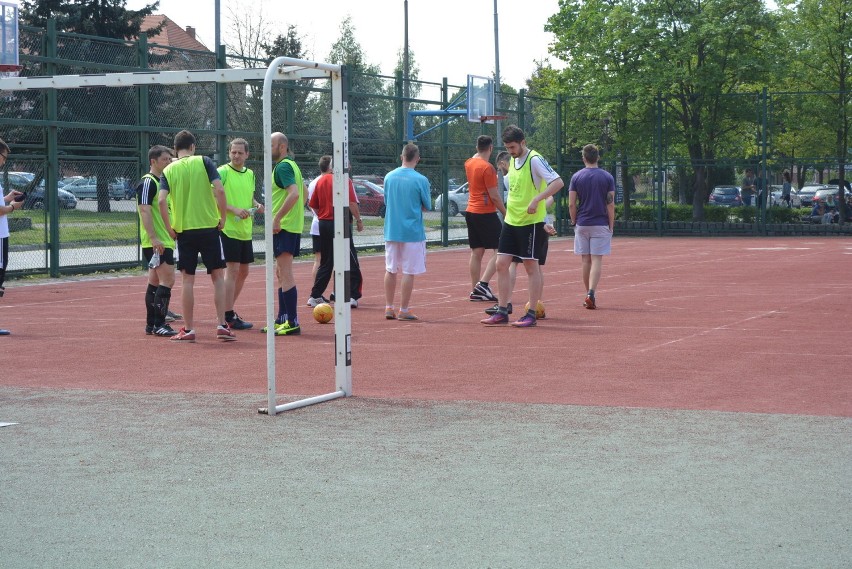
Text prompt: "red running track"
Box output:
[[2, 236, 850, 417]]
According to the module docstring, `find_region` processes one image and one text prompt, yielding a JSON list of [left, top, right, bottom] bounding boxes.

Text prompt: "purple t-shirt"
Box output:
[[569, 167, 615, 226]]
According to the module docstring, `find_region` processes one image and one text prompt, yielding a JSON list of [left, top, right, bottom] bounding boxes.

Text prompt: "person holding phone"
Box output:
[[0, 137, 23, 335]]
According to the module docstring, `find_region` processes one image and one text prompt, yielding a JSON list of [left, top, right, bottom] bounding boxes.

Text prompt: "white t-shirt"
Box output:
[[306, 177, 320, 236], [0, 183, 9, 239], [513, 151, 560, 190]]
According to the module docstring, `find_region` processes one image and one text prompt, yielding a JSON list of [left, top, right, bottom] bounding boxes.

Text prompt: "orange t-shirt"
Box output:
[[464, 156, 499, 214]]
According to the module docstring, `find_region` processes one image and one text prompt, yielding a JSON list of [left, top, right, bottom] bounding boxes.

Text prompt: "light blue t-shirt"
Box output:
[[383, 166, 431, 242]]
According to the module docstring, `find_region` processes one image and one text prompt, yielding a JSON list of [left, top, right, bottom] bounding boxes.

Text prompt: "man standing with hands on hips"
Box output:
[[568, 143, 615, 310]]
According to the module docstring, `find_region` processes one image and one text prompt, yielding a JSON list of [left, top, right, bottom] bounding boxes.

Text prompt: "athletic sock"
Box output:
[[153, 285, 172, 327], [277, 288, 287, 322], [145, 284, 157, 326], [588, 289, 595, 298], [225, 310, 235, 322], [498, 306, 509, 316], [283, 286, 298, 325]]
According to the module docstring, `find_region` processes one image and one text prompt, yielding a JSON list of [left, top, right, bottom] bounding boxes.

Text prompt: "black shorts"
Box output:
[[311, 234, 322, 254], [512, 235, 548, 265], [221, 233, 255, 264], [142, 247, 176, 266], [175, 228, 226, 275], [464, 211, 502, 250], [498, 222, 548, 263], [273, 230, 302, 258]]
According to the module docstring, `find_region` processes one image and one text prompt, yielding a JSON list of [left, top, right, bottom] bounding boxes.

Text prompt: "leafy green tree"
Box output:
[[544, 0, 784, 220], [21, 0, 161, 39], [325, 17, 387, 173], [20, 1, 163, 211], [778, 0, 850, 217]]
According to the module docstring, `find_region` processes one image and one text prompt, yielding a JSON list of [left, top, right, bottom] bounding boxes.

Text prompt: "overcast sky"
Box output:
[[126, 0, 562, 89]]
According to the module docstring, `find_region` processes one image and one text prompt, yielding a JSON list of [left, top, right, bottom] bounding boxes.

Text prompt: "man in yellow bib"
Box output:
[[263, 132, 305, 336], [158, 130, 235, 342], [137, 145, 177, 337], [219, 138, 263, 330], [481, 125, 563, 328]]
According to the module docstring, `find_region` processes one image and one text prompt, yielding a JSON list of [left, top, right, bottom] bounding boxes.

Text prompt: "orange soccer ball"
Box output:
[[524, 300, 546, 319], [313, 303, 334, 323]]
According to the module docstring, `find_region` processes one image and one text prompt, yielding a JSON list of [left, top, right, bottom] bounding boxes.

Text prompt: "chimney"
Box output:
[[185, 26, 195, 39]]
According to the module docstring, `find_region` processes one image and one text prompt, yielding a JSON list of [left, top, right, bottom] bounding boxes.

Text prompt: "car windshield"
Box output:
[[714, 188, 737, 195]]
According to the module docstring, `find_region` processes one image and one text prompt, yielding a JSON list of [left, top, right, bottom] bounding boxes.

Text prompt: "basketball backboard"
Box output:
[[466, 74, 494, 123], [0, 1, 20, 74]]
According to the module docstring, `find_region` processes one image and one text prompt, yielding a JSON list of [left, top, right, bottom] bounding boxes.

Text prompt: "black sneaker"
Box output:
[[153, 324, 178, 337], [485, 302, 512, 315], [473, 282, 498, 302], [228, 314, 254, 330]]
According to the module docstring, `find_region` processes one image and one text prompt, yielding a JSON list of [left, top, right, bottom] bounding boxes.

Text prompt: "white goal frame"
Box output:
[[0, 57, 354, 415]]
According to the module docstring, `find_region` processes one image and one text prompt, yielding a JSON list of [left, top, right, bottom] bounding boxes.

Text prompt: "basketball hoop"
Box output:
[[0, 64, 22, 79], [479, 114, 508, 124]]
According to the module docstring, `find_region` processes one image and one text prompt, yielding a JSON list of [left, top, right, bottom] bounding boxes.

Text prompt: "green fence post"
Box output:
[[655, 93, 664, 235], [518, 88, 526, 131], [760, 87, 769, 233], [395, 70, 404, 143], [216, 44, 227, 165], [135, 34, 149, 266], [555, 94, 564, 235], [441, 77, 449, 247], [45, 19, 60, 277]]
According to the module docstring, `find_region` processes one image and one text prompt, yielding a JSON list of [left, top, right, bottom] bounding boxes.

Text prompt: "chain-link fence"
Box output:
[[2, 23, 850, 277]]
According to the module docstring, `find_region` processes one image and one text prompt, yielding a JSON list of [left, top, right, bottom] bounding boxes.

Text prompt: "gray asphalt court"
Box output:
[[1, 388, 849, 568]]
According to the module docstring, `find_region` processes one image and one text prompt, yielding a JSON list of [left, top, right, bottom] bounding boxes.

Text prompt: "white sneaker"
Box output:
[[350, 298, 359, 308], [307, 296, 325, 308]]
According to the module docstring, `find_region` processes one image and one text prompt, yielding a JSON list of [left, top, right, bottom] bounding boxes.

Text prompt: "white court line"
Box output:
[[636, 310, 782, 353]]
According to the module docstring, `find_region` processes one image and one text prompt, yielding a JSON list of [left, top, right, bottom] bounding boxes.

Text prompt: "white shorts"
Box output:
[[574, 225, 612, 255], [385, 241, 427, 275]]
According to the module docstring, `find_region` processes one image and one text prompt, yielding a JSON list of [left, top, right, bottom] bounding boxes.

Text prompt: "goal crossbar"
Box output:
[[0, 56, 354, 416]]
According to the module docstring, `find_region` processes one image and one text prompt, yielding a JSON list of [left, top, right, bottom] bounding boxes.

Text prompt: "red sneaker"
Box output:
[[170, 327, 196, 342], [584, 295, 596, 309], [217, 324, 237, 341]]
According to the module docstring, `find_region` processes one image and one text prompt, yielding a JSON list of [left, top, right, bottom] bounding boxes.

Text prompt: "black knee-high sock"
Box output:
[[145, 284, 157, 326], [153, 285, 172, 327]]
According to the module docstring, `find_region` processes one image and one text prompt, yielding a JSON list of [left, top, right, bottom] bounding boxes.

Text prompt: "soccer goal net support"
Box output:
[[0, 57, 354, 415]]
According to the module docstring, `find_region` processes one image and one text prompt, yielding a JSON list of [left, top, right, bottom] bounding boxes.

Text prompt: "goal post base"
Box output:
[[258, 390, 347, 415]]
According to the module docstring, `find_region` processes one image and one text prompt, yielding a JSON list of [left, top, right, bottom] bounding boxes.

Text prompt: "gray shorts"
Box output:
[[574, 225, 612, 255]]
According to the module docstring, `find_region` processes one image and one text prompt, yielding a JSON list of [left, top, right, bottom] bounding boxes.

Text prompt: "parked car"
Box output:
[[352, 174, 384, 188], [62, 177, 127, 200], [708, 185, 742, 207], [797, 185, 828, 208], [769, 184, 802, 207], [352, 179, 385, 217], [434, 182, 469, 216], [22, 186, 78, 210]]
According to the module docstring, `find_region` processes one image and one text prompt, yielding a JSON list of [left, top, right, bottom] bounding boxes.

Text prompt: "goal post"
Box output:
[[0, 58, 355, 416], [259, 57, 353, 415]]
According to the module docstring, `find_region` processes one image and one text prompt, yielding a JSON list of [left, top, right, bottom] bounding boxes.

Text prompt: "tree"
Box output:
[[20, 1, 163, 212], [544, 0, 784, 220], [20, 0, 161, 39], [325, 17, 386, 171], [778, 0, 850, 219], [638, 0, 783, 219]]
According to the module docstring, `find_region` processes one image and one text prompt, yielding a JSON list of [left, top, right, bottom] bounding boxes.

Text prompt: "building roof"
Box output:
[[141, 15, 210, 52]]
